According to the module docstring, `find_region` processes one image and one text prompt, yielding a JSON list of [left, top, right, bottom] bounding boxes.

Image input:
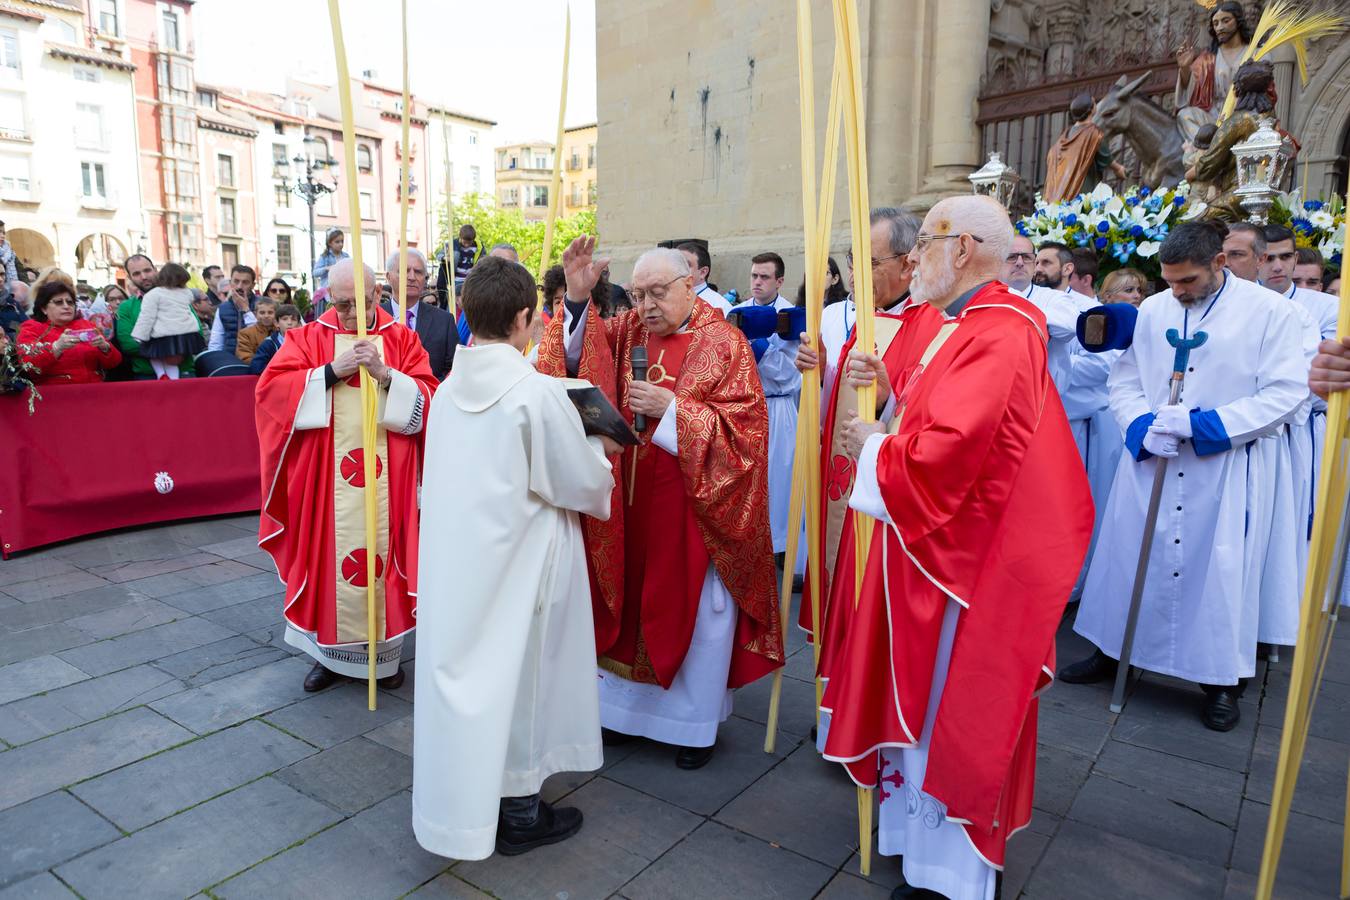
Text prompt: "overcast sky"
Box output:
[[193, 0, 598, 144]]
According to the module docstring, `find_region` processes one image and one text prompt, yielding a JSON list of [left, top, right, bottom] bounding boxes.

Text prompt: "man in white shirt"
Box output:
[[1263, 224, 1337, 339], [1223, 222, 1266, 282], [1003, 238, 1082, 396], [676, 242, 732, 316]]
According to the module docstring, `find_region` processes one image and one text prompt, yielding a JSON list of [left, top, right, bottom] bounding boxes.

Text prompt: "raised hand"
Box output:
[[561, 236, 610, 303]]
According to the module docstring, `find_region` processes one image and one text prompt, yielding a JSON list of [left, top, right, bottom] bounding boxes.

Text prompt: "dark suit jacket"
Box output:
[[384, 300, 457, 380]]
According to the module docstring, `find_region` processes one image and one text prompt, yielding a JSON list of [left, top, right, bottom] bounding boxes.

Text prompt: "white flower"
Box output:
[[1044, 224, 1068, 244], [1136, 241, 1162, 258], [1181, 201, 1208, 221], [1090, 182, 1114, 204], [1317, 235, 1343, 259], [1310, 210, 1335, 230], [1104, 196, 1125, 217]]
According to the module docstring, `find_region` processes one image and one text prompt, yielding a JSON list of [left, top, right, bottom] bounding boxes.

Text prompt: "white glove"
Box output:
[[1143, 425, 1179, 458], [1152, 404, 1192, 438]]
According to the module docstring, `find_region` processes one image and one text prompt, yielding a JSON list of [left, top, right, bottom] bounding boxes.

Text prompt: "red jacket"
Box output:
[[17, 318, 122, 385]]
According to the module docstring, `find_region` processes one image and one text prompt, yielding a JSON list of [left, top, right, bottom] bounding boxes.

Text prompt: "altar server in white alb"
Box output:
[[732, 252, 801, 558], [1262, 224, 1338, 339], [1061, 222, 1307, 732], [412, 256, 618, 860], [1002, 236, 1082, 398]]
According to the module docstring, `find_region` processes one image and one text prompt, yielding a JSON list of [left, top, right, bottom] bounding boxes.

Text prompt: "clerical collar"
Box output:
[[942, 282, 988, 319], [883, 292, 909, 314]]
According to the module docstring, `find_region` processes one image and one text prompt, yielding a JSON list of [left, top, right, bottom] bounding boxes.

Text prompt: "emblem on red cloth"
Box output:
[[153, 471, 174, 494], [340, 548, 385, 587], [339, 449, 383, 488], [826, 454, 854, 501]]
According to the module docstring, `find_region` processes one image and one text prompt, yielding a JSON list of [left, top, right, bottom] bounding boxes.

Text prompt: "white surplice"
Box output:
[[1075, 272, 1308, 684], [1009, 283, 1081, 399], [1063, 344, 1124, 600], [412, 343, 615, 861], [732, 294, 801, 552], [695, 283, 732, 317]]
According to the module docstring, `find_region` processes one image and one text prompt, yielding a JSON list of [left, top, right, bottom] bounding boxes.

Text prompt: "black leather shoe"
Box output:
[[601, 728, 635, 746], [1201, 689, 1242, 732], [1057, 649, 1118, 685], [890, 886, 945, 899], [377, 667, 405, 690], [495, 802, 583, 856], [303, 661, 340, 692], [675, 743, 715, 770]]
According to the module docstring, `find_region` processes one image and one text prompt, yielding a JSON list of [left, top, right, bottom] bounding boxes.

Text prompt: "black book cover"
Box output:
[[556, 378, 641, 447]]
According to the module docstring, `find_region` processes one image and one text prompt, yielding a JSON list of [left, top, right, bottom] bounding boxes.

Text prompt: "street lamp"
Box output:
[[968, 151, 1021, 210], [1230, 116, 1295, 225], [281, 135, 338, 288]]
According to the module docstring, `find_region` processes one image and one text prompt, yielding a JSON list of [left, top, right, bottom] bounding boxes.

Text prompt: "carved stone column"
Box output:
[[1042, 0, 1082, 78]]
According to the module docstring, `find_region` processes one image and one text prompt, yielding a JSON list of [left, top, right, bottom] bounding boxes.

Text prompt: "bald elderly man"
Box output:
[[256, 258, 438, 693], [384, 249, 457, 380]]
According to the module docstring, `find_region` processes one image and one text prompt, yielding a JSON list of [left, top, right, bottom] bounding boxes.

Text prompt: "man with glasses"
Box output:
[[255, 258, 438, 695], [384, 249, 457, 381], [536, 236, 783, 771], [826, 195, 1092, 899]]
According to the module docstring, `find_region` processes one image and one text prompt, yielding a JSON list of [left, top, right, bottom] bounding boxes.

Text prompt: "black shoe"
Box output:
[[890, 888, 945, 900], [792, 575, 804, 593], [377, 667, 405, 690], [1057, 649, 1118, 685], [601, 728, 635, 747], [1201, 688, 1242, 732], [303, 661, 340, 692], [810, 725, 818, 743], [495, 802, 583, 856], [675, 743, 715, 770]]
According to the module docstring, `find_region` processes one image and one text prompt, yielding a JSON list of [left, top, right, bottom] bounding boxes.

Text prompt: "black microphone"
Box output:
[[631, 345, 649, 432]]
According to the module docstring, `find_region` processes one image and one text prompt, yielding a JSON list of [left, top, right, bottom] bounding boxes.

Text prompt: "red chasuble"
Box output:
[[536, 298, 783, 689], [255, 308, 437, 650], [821, 283, 1093, 867]]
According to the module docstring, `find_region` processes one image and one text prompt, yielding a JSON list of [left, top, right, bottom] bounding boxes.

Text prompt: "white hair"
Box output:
[[385, 248, 427, 272], [328, 257, 377, 291], [930, 195, 1014, 266], [634, 247, 691, 279]]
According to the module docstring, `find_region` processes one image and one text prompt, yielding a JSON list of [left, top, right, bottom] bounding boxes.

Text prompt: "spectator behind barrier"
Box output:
[[16, 280, 121, 384], [248, 303, 302, 375]]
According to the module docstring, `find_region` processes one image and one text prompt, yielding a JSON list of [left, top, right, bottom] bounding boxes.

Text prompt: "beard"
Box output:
[[1174, 271, 1224, 307], [910, 244, 958, 306], [1031, 271, 1061, 289]]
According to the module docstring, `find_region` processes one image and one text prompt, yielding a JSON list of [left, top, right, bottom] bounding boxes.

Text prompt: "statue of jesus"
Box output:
[[1174, 1, 1252, 144]]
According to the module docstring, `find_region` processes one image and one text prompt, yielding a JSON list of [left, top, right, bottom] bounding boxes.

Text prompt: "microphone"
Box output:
[[630, 346, 649, 432]]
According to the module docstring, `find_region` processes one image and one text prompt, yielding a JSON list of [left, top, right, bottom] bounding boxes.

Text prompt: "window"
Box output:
[[81, 161, 107, 199], [74, 103, 104, 150], [587, 179, 596, 204], [274, 183, 290, 208], [0, 92, 23, 136], [221, 242, 239, 271], [570, 184, 582, 206], [316, 191, 334, 217], [219, 196, 237, 234], [273, 121, 284, 135], [534, 154, 547, 169], [569, 153, 580, 171], [359, 191, 375, 220], [501, 187, 518, 206], [531, 185, 548, 207], [216, 154, 234, 188], [98, 0, 119, 36], [470, 165, 480, 191], [276, 235, 293, 271], [356, 143, 373, 173], [272, 143, 288, 174], [0, 154, 31, 196], [588, 143, 596, 168], [47, 19, 78, 44], [174, 159, 197, 198], [1, 30, 19, 76], [312, 137, 331, 165], [161, 9, 180, 52], [74, 67, 100, 84], [196, 90, 215, 109], [468, 130, 478, 145]]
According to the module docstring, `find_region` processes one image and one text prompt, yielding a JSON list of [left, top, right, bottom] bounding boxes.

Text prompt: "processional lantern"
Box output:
[[968, 151, 1021, 209], [1231, 117, 1295, 225]]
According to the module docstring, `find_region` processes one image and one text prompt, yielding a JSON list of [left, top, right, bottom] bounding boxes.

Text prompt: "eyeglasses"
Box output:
[[48, 298, 77, 307], [267, 287, 289, 296], [629, 275, 684, 304], [914, 233, 985, 251], [330, 300, 357, 312], [869, 254, 903, 270], [1005, 252, 1035, 263]]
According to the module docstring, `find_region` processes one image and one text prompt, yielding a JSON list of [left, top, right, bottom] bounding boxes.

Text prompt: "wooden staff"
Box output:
[[396, 0, 412, 321], [440, 111, 458, 317], [832, 0, 875, 875], [325, 0, 380, 711], [538, 5, 571, 287], [1256, 221, 1350, 899]]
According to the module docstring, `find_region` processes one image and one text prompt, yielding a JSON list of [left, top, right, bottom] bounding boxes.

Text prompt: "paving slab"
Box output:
[[0, 792, 120, 888], [1023, 819, 1227, 899], [100, 551, 225, 584], [65, 599, 184, 642], [0, 625, 89, 668], [71, 719, 316, 831], [621, 820, 834, 900], [0, 707, 192, 812], [48, 532, 199, 566], [406, 873, 493, 899], [1245, 725, 1347, 823], [0, 572, 111, 605], [151, 519, 259, 549], [1110, 677, 1257, 772], [212, 791, 445, 899], [200, 594, 286, 635], [364, 713, 412, 756], [715, 743, 859, 867], [1035, 703, 1113, 758], [0, 656, 88, 706], [121, 560, 263, 600], [1093, 738, 1246, 827], [732, 667, 818, 741], [603, 715, 788, 816], [0, 873, 77, 899], [1066, 772, 1235, 867], [263, 682, 412, 748], [55, 617, 234, 677], [55, 777, 342, 900], [1222, 868, 1326, 900], [457, 778, 703, 900], [199, 535, 268, 561], [148, 655, 313, 734], [1230, 799, 1345, 895], [151, 634, 288, 687], [1030, 744, 1094, 818], [0, 558, 80, 590], [816, 872, 890, 899], [1260, 667, 1350, 744], [0, 583, 147, 632], [158, 572, 286, 615], [1003, 827, 1051, 900], [0, 665, 180, 746], [273, 736, 412, 815]]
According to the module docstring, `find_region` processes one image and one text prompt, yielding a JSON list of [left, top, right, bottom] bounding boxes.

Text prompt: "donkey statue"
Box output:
[[1094, 70, 1187, 188]]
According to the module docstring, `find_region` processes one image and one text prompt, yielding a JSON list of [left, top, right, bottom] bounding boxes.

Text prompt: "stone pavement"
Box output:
[[0, 514, 1346, 899]]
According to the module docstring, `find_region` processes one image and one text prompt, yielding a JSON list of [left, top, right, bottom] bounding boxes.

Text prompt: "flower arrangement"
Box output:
[[1269, 190, 1345, 268], [1016, 182, 1193, 281], [0, 335, 42, 414]]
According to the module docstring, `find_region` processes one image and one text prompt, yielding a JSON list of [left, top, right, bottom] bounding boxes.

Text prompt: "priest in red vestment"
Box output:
[[536, 236, 782, 770], [256, 258, 438, 692], [825, 196, 1093, 900]]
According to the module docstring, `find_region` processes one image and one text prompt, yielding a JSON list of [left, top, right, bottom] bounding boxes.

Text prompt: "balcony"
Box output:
[[79, 190, 119, 211], [272, 206, 305, 227], [1, 181, 39, 204], [567, 157, 581, 171]]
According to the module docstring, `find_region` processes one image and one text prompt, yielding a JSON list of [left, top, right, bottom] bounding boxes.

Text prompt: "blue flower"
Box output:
[[1145, 196, 1163, 213], [1095, 236, 1108, 250], [1015, 221, 1029, 236], [1096, 221, 1110, 234], [1172, 194, 1185, 206], [1064, 213, 1078, 227], [1130, 224, 1145, 238], [1138, 186, 1151, 199], [1074, 233, 1089, 247]]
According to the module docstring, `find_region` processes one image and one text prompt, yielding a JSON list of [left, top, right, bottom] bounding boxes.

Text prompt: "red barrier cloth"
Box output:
[[0, 378, 261, 557]]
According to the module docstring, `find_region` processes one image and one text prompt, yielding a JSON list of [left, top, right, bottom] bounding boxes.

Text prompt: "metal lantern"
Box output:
[[1231, 117, 1295, 225], [968, 151, 1021, 209]]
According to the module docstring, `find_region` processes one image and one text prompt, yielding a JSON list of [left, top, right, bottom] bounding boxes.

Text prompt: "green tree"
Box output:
[[435, 193, 598, 279]]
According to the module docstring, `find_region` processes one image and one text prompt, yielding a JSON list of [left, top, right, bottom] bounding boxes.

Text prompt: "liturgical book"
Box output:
[[556, 378, 641, 447]]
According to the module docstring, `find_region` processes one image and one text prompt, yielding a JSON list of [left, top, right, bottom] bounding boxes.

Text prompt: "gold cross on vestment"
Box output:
[[646, 349, 677, 386]]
